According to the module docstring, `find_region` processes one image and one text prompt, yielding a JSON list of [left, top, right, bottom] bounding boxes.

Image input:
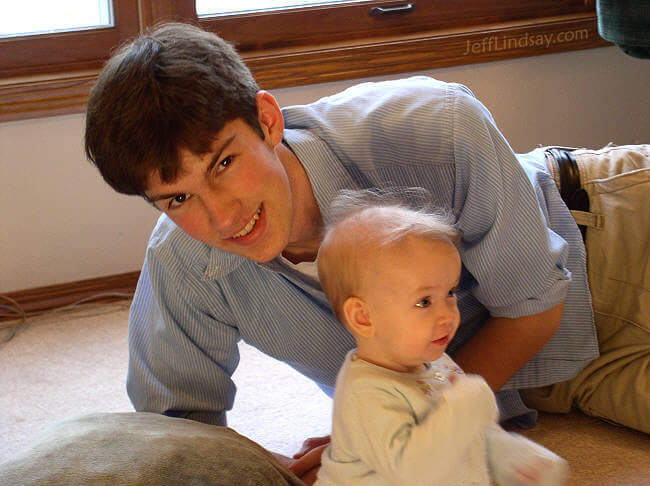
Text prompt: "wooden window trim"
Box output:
[[0, 0, 140, 78], [0, 4, 610, 123], [243, 12, 609, 89], [203, 0, 594, 52]]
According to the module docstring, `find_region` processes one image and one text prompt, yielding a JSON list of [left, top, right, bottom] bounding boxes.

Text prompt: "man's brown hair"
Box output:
[[85, 22, 262, 196]]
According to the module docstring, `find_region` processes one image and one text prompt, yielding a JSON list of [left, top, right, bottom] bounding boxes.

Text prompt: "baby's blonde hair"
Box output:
[[317, 188, 460, 326]]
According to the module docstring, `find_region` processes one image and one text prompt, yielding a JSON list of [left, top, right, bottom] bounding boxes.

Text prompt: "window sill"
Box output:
[[0, 13, 609, 123]]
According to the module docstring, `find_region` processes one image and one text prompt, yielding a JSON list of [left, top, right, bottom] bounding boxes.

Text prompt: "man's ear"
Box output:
[[343, 297, 374, 339], [255, 90, 284, 147]]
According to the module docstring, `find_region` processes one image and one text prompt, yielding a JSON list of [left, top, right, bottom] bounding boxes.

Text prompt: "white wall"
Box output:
[[1, 46, 649, 293]]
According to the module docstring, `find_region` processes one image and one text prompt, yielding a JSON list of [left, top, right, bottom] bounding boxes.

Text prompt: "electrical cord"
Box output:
[[0, 292, 133, 343]]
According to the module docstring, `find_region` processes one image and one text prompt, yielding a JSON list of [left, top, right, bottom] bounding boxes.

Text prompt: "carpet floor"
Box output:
[[1, 304, 648, 485]]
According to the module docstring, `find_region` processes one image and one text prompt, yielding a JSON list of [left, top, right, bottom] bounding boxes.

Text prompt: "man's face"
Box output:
[[145, 119, 295, 262]]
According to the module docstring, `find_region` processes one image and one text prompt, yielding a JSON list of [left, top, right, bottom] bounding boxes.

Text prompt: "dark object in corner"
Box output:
[[597, 0, 650, 59]]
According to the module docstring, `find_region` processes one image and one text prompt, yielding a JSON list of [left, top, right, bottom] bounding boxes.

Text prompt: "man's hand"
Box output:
[[288, 435, 330, 485], [293, 435, 331, 460], [271, 435, 330, 485]]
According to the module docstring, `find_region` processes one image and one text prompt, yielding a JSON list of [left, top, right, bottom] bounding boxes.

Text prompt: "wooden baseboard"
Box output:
[[2, 272, 140, 320]]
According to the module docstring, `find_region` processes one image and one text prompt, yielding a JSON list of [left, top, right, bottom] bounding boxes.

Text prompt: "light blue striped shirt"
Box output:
[[127, 76, 597, 426]]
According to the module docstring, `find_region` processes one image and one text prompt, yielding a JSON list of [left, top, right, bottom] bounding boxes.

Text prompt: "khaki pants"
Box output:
[[523, 145, 650, 433]]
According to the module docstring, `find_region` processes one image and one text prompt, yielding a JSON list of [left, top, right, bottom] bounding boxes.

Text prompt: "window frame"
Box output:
[[0, 0, 610, 122], [0, 0, 140, 78], [200, 0, 595, 52]]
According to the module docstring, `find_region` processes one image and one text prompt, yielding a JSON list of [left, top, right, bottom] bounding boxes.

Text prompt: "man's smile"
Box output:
[[230, 204, 263, 240]]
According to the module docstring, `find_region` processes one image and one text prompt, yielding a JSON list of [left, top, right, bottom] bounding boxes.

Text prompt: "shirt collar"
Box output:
[[202, 127, 359, 280]]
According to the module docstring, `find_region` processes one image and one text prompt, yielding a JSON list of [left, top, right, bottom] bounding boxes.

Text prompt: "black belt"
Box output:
[[547, 148, 590, 240]]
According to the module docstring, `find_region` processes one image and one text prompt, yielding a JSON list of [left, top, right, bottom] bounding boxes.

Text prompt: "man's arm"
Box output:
[[441, 83, 574, 392], [127, 240, 240, 424], [453, 303, 564, 391]]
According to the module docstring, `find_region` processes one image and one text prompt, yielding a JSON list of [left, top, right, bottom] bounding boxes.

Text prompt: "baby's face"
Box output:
[[361, 236, 461, 373]]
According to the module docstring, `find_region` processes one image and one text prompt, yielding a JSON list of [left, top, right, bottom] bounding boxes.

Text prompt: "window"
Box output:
[[194, 0, 607, 87], [198, 0, 595, 51], [196, 0, 355, 17], [0, 0, 609, 122], [0, 0, 139, 78], [1, 0, 113, 38]]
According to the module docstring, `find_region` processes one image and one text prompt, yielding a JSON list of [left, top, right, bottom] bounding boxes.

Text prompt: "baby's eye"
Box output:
[[415, 297, 431, 308], [168, 194, 190, 209], [447, 287, 459, 298]]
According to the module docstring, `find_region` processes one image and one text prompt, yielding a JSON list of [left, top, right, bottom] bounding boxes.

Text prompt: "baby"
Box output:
[[315, 189, 568, 486]]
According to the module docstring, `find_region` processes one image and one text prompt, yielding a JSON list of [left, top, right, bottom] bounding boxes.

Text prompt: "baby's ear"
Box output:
[[343, 297, 374, 338]]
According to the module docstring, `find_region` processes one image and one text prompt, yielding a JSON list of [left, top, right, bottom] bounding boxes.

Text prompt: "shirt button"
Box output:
[[433, 371, 446, 382]]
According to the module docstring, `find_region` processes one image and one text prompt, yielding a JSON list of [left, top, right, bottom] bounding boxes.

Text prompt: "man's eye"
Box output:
[[168, 194, 190, 209], [415, 297, 431, 308], [217, 156, 232, 172]]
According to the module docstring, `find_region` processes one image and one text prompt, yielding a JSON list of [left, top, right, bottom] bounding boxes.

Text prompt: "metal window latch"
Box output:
[[370, 3, 415, 16]]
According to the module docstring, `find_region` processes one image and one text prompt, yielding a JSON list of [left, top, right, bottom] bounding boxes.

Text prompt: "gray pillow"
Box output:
[[0, 412, 305, 486]]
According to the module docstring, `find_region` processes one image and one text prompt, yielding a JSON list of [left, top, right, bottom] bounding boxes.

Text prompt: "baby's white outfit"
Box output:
[[315, 351, 567, 486]]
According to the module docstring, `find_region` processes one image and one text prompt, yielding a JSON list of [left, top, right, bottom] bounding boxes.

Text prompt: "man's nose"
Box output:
[[202, 190, 239, 233]]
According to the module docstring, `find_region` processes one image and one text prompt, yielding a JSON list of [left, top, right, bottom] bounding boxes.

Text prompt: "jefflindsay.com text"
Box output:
[[463, 30, 589, 55]]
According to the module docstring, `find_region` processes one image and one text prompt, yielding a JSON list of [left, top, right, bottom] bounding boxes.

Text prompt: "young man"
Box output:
[[85, 23, 596, 482]]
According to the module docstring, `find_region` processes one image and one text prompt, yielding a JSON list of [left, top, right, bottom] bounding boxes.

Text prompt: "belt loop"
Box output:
[[570, 210, 603, 229]]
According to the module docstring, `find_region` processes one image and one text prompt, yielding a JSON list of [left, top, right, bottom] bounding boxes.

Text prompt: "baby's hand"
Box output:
[[443, 373, 499, 426], [448, 371, 459, 384], [485, 429, 568, 486], [509, 454, 562, 485]]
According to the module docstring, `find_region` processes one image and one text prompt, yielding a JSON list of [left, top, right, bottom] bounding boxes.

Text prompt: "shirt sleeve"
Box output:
[[346, 376, 498, 485], [127, 248, 240, 426], [292, 76, 572, 319], [449, 84, 571, 318]]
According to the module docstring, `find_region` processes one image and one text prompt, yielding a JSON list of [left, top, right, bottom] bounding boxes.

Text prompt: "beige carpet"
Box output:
[[1, 304, 648, 485]]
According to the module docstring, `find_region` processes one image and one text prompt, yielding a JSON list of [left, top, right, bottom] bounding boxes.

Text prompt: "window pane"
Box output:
[[197, 0, 363, 16], [0, 0, 113, 38]]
